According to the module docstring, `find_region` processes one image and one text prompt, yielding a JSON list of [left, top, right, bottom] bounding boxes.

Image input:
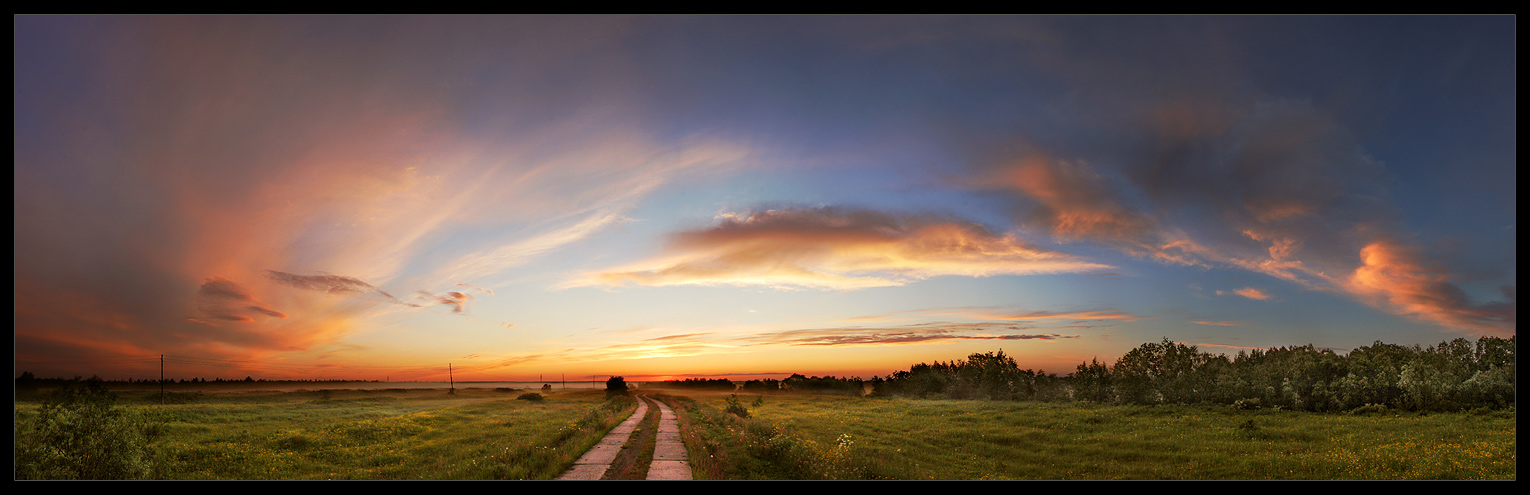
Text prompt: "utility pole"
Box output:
[[448, 363, 455, 394], [159, 354, 164, 405]]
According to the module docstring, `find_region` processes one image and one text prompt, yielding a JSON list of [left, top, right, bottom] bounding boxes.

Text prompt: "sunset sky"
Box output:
[[14, 16, 1515, 382]]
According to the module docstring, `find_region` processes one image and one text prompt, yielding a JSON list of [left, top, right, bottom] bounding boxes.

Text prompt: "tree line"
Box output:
[[874, 336, 1515, 412], [636, 336, 1513, 412]]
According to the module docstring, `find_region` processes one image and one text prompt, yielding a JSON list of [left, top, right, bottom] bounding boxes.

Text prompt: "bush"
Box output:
[[1347, 403, 1389, 415], [517, 393, 545, 402], [605, 376, 629, 396], [1233, 398, 1262, 410], [725, 394, 751, 418], [14, 378, 165, 479]]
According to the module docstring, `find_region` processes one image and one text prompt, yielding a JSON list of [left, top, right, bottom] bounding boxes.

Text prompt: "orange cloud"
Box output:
[[995, 157, 1153, 242], [935, 309, 1143, 323], [983, 108, 1516, 340], [417, 290, 474, 314], [572, 207, 1112, 290], [745, 325, 1079, 347], [1215, 287, 1271, 301], [1347, 240, 1515, 335]]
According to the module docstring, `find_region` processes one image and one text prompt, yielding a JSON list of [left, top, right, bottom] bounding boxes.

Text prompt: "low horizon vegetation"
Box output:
[[643, 336, 1516, 413]]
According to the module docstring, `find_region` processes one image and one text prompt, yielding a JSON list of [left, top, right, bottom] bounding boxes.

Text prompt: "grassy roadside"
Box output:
[[661, 390, 1517, 480], [15, 387, 636, 480], [659, 391, 863, 480]]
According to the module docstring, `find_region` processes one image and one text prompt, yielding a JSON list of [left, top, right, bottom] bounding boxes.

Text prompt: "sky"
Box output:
[[14, 16, 1515, 382]]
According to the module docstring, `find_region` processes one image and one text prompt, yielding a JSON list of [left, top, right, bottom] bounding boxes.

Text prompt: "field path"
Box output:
[[557, 394, 649, 480], [644, 396, 692, 480]]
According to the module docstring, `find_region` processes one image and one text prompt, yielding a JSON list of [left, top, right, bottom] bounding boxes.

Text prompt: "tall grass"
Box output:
[[661, 392, 876, 480], [16, 387, 636, 480], [667, 391, 1516, 480]]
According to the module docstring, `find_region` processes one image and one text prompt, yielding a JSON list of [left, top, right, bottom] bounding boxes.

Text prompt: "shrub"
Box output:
[[14, 378, 165, 479], [605, 376, 629, 396], [724, 394, 751, 418], [517, 393, 545, 402], [1347, 403, 1389, 415]]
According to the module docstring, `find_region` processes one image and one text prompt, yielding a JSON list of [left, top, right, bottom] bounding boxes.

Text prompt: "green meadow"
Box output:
[[14, 385, 1515, 480], [660, 390, 1515, 480], [14, 387, 636, 480]]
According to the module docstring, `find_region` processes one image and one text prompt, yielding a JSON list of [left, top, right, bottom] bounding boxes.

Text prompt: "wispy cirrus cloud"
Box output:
[[265, 270, 399, 301], [743, 323, 1079, 347], [415, 290, 473, 314], [934, 308, 1144, 323], [266, 269, 488, 315], [570, 206, 1111, 290]]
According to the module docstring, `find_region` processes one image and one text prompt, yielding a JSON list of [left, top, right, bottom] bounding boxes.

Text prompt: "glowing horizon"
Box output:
[[14, 16, 1515, 383]]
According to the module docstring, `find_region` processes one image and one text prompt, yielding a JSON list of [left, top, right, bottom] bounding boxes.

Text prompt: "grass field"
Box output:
[[15, 387, 635, 480], [659, 390, 1516, 480], [14, 386, 1516, 480]]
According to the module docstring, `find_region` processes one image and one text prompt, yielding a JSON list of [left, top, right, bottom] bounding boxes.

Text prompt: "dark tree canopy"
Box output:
[[605, 376, 629, 395]]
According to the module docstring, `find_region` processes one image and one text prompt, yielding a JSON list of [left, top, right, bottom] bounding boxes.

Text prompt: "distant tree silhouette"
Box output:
[[16, 371, 39, 390], [605, 376, 629, 396]]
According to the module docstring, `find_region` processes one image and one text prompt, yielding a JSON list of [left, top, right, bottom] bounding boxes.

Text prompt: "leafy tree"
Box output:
[[1399, 359, 1455, 411], [1072, 358, 1113, 402], [1111, 339, 1172, 404]]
